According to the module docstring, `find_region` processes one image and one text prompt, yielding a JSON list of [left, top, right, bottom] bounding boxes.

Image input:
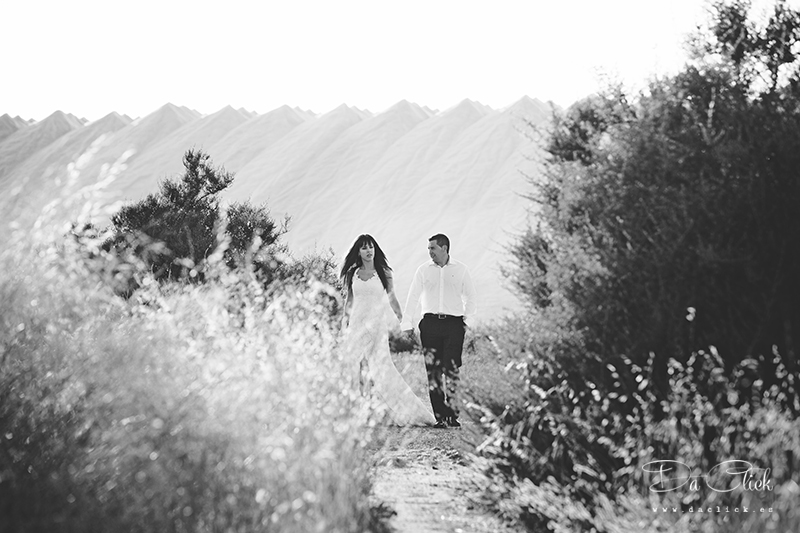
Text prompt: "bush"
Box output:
[[475, 331, 800, 531], [388, 330, 419, 354], [479, 1, 800, 531], [532, 0, 800, 395], [108, 149, 283, 286]]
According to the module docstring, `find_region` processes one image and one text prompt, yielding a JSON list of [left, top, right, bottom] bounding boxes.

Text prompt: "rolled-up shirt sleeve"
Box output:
[[400, 265, 424, 331], [462, 267, 477, 325]]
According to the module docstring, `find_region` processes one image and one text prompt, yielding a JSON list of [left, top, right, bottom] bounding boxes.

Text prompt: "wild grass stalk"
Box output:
[[0, 231, 380, 532]]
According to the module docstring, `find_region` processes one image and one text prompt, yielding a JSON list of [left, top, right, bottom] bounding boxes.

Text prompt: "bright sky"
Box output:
[[0, 0, 732, 121]]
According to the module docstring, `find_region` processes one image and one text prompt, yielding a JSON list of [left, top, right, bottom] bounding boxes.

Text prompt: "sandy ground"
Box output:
[[367, 353, 520, 533]]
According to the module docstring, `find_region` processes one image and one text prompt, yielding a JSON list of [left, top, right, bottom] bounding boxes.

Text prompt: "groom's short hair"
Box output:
[[429, 233, 450, 252]]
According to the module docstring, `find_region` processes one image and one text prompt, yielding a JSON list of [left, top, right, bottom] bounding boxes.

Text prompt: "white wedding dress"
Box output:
[[344, 274, 435, 426]]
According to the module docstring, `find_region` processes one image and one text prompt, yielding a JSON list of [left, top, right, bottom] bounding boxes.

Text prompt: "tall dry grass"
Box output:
[[467, 313, 800, 533], [0, 229, 383, 532]]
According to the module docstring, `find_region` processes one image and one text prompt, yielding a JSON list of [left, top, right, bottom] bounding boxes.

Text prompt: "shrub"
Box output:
[[482, 1, 800, 530], [107, 149, 283, 285], [475, 335, 800, 531], [388, 330, 419, 354], [510, 1, 800, 395]]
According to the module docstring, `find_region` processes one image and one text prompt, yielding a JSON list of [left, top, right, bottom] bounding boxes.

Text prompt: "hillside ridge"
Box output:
[[0, 98, 554, 319]]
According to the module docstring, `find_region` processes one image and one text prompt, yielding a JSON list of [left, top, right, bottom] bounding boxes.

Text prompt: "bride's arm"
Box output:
[[342, 276, 354, 328], [385, 270, 403, 322]]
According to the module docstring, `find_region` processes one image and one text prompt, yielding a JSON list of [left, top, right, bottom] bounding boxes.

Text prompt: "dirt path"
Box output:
[[369, 423, 518, 533], [366, 351, 520, 532]]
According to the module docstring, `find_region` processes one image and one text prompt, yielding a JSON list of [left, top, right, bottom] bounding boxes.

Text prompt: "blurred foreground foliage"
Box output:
[[475, 1, 800, 531], [0, 189, 378, 532]]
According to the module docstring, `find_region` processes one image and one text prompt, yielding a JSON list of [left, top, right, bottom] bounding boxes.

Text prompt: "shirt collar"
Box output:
[[430, 256, 453, 268]]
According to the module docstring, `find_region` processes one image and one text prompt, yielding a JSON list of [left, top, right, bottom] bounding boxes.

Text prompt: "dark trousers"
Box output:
[[419, 314, 466, 421]]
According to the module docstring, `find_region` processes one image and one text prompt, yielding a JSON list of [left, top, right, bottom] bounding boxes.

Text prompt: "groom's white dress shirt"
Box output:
[[401, 258, 477, 331]]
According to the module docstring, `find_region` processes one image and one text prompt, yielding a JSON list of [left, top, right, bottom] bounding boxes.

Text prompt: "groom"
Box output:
[[401, 234, 477, 428]]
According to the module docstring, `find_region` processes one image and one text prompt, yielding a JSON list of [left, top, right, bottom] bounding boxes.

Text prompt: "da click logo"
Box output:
[[641, 460, 774, 493]]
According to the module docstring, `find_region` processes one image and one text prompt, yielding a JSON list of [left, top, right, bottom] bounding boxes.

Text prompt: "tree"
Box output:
[[477, 7, 800, 526], [511, 0, 800, 403], [108, 149, 282, 284]]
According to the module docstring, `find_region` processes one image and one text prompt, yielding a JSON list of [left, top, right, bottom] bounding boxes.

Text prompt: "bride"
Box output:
[[340, 234, 435, 426]]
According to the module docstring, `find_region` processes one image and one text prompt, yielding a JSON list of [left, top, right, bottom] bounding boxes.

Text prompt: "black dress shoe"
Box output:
[[446, 417, 461, 428], [433, 420, 447, 429]]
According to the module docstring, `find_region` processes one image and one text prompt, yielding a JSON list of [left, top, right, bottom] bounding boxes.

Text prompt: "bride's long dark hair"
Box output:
[[340, 234, 391, 292]]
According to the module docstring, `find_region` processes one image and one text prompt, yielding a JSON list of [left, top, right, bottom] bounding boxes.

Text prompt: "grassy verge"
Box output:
[[0, 234, 381, 532], [461, 314, 800, 532]]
